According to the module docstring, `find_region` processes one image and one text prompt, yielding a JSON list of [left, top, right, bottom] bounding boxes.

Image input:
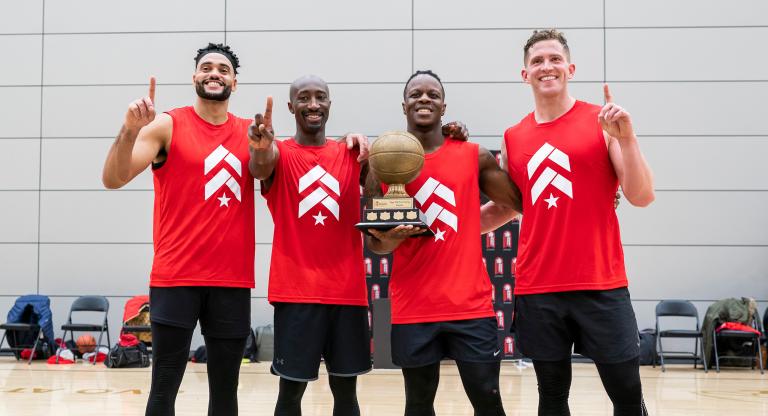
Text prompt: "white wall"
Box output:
[[1, 0, 766, 347]]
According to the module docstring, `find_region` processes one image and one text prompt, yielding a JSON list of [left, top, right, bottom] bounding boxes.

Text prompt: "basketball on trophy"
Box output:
[[368, 131, 425, 187]]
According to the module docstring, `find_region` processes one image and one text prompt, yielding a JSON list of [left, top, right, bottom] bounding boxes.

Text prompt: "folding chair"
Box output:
[[712, 309, 763, 374], [655, 300, 706, 372], [0, 322, 43, 364], [58, 296, 111, 365], [0, 295, 54, 364]]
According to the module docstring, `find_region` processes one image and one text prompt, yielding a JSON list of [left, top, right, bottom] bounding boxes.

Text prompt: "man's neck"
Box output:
[[295, 129, 326, 146], [533, 93, 577, 124], [408, 123, 444, 153], [194, 98, 229, 125]]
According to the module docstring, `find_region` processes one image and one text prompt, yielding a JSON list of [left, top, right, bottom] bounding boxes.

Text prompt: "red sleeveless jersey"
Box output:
[[504, 100, 628, 295], [150, 106, 255, 288], [385, 139, 494, 324], [264, 138, 367, 306]]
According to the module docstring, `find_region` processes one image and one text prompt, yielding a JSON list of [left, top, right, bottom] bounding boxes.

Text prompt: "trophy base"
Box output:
[[355, 221, 434, 237], [355, 207, 434, 237]]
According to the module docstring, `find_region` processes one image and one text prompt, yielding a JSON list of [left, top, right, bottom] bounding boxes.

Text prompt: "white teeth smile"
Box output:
[[540, 75, 557, 81], [417, 109, 432, 114]]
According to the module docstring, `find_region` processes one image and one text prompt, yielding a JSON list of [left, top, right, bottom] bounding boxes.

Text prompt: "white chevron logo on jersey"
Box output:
[[298, 165, 340, 220], [204, 145, 242, 201], [413, 177, 458, 232], [527, 142, 573, 205]]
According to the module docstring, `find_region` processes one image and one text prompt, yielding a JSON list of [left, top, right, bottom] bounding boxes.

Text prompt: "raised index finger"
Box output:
[[603, 84, 613, 104], [264, 96, 273, 127], [149, 76, 156, 103]]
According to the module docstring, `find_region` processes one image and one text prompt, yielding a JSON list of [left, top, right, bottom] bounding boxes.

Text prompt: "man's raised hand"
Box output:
[[249, 96, 275, 150], [124, 77, 156, 131], [598, 84, 634, 141]]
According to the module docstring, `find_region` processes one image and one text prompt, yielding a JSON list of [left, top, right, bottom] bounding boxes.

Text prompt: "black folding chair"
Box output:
[[655, 300, 707, 372], [58, 296, 111, 365], [712, 309, 763, 374], [0, 322, 43, 365]]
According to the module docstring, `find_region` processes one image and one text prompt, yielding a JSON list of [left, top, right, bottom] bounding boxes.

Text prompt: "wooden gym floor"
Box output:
[[0, 358, 766, 415]]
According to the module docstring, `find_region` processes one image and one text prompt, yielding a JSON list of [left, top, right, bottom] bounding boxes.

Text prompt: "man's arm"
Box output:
[[362, 170, 424, 254], [248, 97, 280, 192], [102, 77, 170, 189], [600, 85, 655, 207], [479, 140, 522, 233]]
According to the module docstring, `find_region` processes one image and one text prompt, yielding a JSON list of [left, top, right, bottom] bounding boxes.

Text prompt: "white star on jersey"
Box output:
[[313, 211, 327, 225], [544, 193, 559, 209], [218, 194, 231, 207], [434, 228, 446, 242]]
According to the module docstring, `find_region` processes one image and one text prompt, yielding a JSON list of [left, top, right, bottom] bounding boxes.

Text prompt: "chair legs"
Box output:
[[94, 330, 105, 366], [27, 328, 43, 365], [658, 336, 666, 372], [0, 330, 15, 361], [713, 332, 763, 374]]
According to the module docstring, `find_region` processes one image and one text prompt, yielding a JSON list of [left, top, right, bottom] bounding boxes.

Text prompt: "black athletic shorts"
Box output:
[[149, 286, 251, 339], [391, 317, 501, 368], [271, 303, 372, 382], [513, 287, 640, 363]]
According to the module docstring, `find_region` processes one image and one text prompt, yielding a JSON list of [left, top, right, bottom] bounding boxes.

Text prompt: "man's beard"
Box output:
[[195, 82, 232, 102]]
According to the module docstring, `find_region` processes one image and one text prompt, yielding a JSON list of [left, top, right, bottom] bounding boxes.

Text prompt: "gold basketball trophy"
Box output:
[[356, 131, 434, 237]]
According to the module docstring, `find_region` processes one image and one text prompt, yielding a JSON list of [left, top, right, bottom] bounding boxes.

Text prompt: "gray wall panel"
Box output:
[[43, 33, 225, 85], [640, 137, 768, 191], [0, 191, 39, 243], [0, 1, 42, 34], [0, 35, 42, 85], [44, 0, 225, 33], [42, 85, 198, 138], [0, 245, 38, 295], [414, 29, 604, 82], [227, 0, 411, 31], [607, 82, 768, 136], [605, 0, 768, 27], [255, 194, 274, 245], [41, 138, 153, 190], [414, 0, 603, 29], [39, 191, 153, 243], [38, 244, 152, 295], [227, 31, 412, 84], [0, 87, 41, 138], [254, 245, 272, 298], [618, 191, 768, 245], [624, 246, 768, 300], [0, 139, 40, 190], [607, 28, 768, 81]]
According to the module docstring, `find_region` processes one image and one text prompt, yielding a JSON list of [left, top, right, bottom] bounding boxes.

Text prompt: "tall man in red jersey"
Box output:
[[365, 70, 523, 416], [102, 44, 254, 416], [248, 75, 371, 416], [483, 30, 655, 416]]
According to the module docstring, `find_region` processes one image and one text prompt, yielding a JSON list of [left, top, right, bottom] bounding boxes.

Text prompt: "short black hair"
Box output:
[[403, 70, 444, 98], [194, 43, 240, 74]]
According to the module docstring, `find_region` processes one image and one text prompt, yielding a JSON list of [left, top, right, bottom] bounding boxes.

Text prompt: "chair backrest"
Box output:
[[656, 300, 698, 318], [70, 296, 109, 313]]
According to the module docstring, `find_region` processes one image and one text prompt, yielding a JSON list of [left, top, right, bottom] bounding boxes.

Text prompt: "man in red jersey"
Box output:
[[482, 30, 655, 416], [248, 74, 373, 416], [102, 43, 255, 416], [364, 70, 523, 416]]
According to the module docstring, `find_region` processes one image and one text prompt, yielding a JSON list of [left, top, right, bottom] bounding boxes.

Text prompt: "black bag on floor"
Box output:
[[105, 336, 150, 368], [638, 329, 658, 366]]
